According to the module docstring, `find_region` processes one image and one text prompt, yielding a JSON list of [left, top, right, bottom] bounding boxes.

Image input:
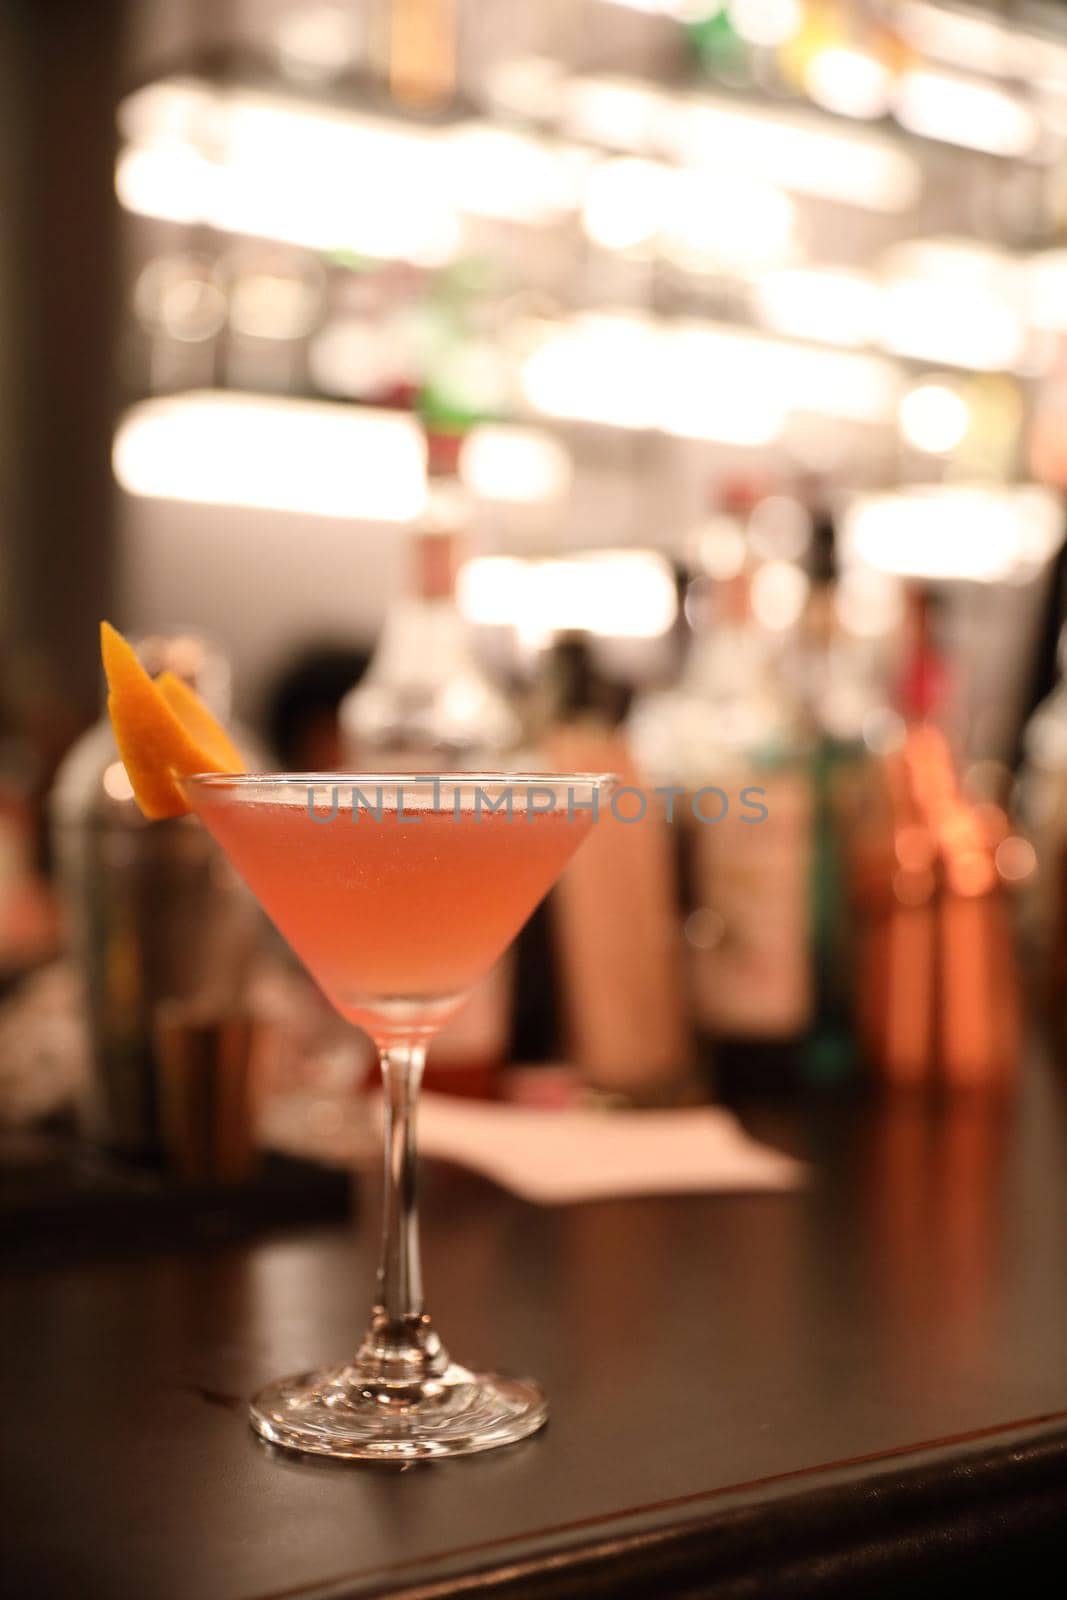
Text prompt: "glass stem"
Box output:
[[356, 1041, 448, 1390], [379, 1040, 425, 1324]]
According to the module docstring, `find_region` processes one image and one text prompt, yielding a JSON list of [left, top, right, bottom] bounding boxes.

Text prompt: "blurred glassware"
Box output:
[[218, 245, 327, 394], [852, 728, 1021, 1092], [272, 2, 362, 86], [50, 633, 266, 1168], [131, 252, 227, 393]]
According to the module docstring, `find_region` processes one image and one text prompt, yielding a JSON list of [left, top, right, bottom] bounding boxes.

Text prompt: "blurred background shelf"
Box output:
[[8, 0, 1067, 1153]]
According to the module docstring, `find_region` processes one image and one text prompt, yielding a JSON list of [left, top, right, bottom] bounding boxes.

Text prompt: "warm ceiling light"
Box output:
[[116, 88, 460, 263], [881, 241, 1027, 371], [663, 94, 921, 211], [459, 426, 573, 503], [897, 1, 1012, 76], [582, 158, 667, 250], [660, 172, 795, 271], [658, 324, 788, 444], [752, 267, 880, 348], [1025, 251, 1067, 332], [113, 393, 426, 521], [894, 69, 1041, 157], [447, 123, 585, 225], [767, 341, 899, 423], [806, 48, 893, 120], [844, 486, 1063, 583], [898, 381, 971, 454], [519, 313, 898, 435], [519, 314, 661, 430], [119, 80, 585, 258], [457, 552, 678, 639], [563, 76, 665, 151], [727, 0, 803, 48]]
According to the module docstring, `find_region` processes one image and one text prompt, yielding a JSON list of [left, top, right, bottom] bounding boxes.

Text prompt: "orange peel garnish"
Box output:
[[100, 621, 246, 819]]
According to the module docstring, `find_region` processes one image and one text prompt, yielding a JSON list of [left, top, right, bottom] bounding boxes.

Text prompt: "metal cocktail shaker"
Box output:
[[50, 633, 262, 1167]]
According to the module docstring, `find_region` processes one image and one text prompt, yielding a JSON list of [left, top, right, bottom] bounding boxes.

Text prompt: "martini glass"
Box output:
[[182, 772, 613, 1460]]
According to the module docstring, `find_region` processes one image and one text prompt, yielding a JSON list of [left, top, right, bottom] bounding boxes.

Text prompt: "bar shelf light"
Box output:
[[116, 68, 924, 270], [116, 78, 1059, 380], [517, 312, 901, 439], [112, 392, 428, 520], [843, 485, 1063, 584], [457, 551, 678, 640], [112, 393, 578, 520], [599, 1, 1054, 161]]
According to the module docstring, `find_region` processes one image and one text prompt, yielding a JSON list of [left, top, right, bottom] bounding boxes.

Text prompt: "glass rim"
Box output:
[[181, 771, 619, 790]]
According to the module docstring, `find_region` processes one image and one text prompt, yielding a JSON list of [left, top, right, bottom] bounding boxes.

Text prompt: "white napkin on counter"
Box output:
[[413, 1091, 805, 1204]]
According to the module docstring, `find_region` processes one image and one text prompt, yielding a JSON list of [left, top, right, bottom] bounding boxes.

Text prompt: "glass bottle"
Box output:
[[792, 505, 889, 1087], [630, 555, 814, 1096], [340, 452, 521, 1094], [340, 462, 520, 772]]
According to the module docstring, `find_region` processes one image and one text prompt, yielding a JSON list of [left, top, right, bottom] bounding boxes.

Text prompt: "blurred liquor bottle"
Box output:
[[506, 634, 612, 1072], [792, 502, 886, 1088], [683, 1, 752, 88], [415, 260, 510, 440], [630, 485, 813, 1096], [894, 584, 952, 729], [340, 435, 520, 769], [536, 632, 696, 1106], [384, 0, 457, 110], [339, 434, 521, 1096], [1017, 622, 1067, 1029]]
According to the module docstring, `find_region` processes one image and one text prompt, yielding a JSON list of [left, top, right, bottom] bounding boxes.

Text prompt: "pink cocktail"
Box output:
[[184, 772, 612, 1460]]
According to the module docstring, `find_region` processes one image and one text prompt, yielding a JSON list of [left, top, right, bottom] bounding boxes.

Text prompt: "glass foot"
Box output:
[[249, 1361, 548, 1460]]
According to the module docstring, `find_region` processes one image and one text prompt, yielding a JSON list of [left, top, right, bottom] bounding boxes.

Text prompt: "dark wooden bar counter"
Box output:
[[5, 1060, 1067, 1599]]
